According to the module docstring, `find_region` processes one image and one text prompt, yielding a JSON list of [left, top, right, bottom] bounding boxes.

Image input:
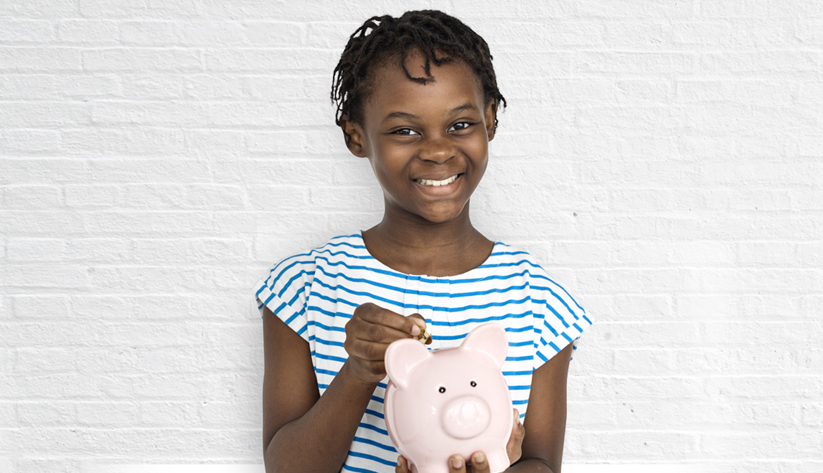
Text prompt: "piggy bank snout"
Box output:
[[440, 395, 491, 439]]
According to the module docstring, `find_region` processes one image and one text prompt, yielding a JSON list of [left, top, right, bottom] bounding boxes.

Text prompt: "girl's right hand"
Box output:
[[344, 303, 428, 385]]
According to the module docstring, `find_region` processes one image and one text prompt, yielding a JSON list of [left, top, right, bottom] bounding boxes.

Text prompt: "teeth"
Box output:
[[416, 174, 459, 187]]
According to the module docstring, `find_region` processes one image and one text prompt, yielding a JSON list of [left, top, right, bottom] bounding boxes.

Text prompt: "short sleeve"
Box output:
[[532, 276, 593, 369], [253, 254, 316, 342]]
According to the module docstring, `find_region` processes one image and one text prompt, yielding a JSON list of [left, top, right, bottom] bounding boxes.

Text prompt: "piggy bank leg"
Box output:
[[486, 449, 511, 473]]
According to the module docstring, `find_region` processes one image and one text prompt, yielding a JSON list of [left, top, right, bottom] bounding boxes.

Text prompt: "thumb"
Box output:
[[407, 314, 431, 345]]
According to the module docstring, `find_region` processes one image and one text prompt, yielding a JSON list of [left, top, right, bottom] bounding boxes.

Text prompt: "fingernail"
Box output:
[[473, 452, 485, 464], [397, 455, 402, 466], [451, 457, 463, 469], [411, 324, 421, 336]]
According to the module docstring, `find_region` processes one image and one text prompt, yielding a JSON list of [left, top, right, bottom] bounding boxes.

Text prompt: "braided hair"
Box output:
[[331, 10, 506, 136]]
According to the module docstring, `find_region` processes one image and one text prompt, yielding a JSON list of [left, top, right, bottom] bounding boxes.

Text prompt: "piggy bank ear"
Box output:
[[385, 339, 431, 390], [461, 323, 509, 368]]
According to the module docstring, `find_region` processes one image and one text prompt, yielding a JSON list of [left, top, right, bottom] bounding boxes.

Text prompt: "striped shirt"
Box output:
[[254, 233, 592, 473]]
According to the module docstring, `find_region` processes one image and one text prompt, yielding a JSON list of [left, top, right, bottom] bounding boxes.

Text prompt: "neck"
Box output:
[[363, 201, 493, 276]]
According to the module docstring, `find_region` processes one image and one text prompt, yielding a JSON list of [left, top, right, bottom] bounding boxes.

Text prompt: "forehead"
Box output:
[[363, 52, 485, 122]]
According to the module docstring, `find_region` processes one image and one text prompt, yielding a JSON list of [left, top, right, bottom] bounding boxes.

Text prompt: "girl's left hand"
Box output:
[[395, 408, 525, 473]]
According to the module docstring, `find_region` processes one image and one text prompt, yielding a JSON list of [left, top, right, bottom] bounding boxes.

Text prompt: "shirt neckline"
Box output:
[[356, 231, 500, 280]]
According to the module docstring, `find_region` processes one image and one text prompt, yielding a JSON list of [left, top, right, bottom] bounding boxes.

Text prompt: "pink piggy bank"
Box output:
[[384, 323, 513, 473]]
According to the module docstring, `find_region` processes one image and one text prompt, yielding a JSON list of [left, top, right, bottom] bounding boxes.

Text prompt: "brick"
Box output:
[[119, 21, 177, 45], [83, 48, 203, 72], [17, 402, 75, 427], [78, 0, 155, 18], [198, 400, 259, 428], [0, 47, 83, 72], [603, 22, 671, 50], [87, 158, 211, 183], [0, 402, 14, 427], [575, 51, 696, 74], [677, 80, 798, 105], [122, 183, 186, 209], [64, 185, 119, 207], [76, 401, 140, 426], [65, 239, 129, 263], [699, 52, 823, 76], [0, 74, 58, 99], [243, 74, 326, 101], [580, 431, 698, 460], [309, 186, 383, 213], [0, 129, 62, 153], [140, 400, 199, 425], [57, 20, 119, 44], [57, 74, 121, 98], [0, 0, 78, 18], [0, 158, 86, 185], [204, 48, 338, 73], [0, 20, 57, 43], [185, 183, 245, 209], [0, 265, 91, 290], [700, 1, 823, 18], [183, 74, 244, 99], [120, 73, 184, 98], [4, 185, 61, 210], [7, 239, 67, 262], [131, 238, 250, 264], [15, 348, 77, 373], [63, 128, 186, 157], [798, 20, 823, 45], [76, 347, 139, 373], [673, 20, 794, 48], [81, 211, 213, 236], [0, 102, 90, 127]]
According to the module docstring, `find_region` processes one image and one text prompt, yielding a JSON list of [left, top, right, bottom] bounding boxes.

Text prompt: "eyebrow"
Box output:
[[382, 103, 478, 123]]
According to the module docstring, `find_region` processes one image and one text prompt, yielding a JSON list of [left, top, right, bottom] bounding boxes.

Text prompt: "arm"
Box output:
[[507, 342, 573, 473], [262, 305, 376, 473], [263, 303, 426, 473]]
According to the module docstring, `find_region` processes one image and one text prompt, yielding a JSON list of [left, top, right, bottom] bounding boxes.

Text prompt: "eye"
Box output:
[[438, 386, 446, 393], [470, 381, 477, 387], [449, 122, 473, 132], [393, 128, 419, 136]]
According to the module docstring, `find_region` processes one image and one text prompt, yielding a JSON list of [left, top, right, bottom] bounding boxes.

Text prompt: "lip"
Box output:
[[412, 173, 463, 196], [411, 171, 464, 182]]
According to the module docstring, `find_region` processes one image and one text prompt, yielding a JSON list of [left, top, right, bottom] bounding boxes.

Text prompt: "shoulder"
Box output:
[[255, 233, 366, 293], [272, 233, 365, 274], [487, 242, 587, 316]]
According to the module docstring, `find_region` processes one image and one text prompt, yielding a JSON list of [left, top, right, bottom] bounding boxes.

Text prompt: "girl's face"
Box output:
[[342, 51, 496, 225]]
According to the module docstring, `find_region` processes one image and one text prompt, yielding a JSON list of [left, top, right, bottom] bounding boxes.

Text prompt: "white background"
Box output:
[[1, 0, 822, 472]]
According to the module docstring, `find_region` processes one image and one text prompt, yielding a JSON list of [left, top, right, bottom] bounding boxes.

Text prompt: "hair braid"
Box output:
[[331, 10, 506, 135]]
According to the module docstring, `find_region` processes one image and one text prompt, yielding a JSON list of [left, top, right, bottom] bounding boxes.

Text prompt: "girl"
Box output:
[[254, 10, 592, 473]]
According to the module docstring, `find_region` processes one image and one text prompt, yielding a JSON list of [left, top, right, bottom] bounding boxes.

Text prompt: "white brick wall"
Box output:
[[1, 0, 822, 471]]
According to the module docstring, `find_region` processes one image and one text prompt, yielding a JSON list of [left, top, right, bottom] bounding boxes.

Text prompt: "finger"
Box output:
[[358, 305, 422, 339], [469, 451, 490, 473], [396, 455, 410, 473], [449, 455, 467, 473], [354, 318, 416, 344], [506, 408, 525, 465], [408, 314, 432, 345], [513, 408, 525, 441]]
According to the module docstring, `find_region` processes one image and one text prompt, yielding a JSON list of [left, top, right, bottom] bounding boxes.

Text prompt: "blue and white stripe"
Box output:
[[254, 233, 592, 473]]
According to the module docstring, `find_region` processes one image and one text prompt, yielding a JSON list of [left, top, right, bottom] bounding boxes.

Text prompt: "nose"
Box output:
[[440, 396, 491, 439], [418, 135, 456, 164]]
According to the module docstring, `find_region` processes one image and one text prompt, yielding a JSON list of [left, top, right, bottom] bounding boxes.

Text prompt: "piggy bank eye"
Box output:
[[438, 386, 446, 393], [470, 380, 477, 387]]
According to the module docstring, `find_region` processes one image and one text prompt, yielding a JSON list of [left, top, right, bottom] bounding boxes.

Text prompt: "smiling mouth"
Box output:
[[414, 174, 462, 187]]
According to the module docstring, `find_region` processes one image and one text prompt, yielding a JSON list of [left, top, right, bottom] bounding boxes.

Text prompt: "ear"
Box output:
[[460, 323, 508, 368], [385, 339, 431, 390], [484, 100, 496, 142], [339, 115, 368, 158]]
